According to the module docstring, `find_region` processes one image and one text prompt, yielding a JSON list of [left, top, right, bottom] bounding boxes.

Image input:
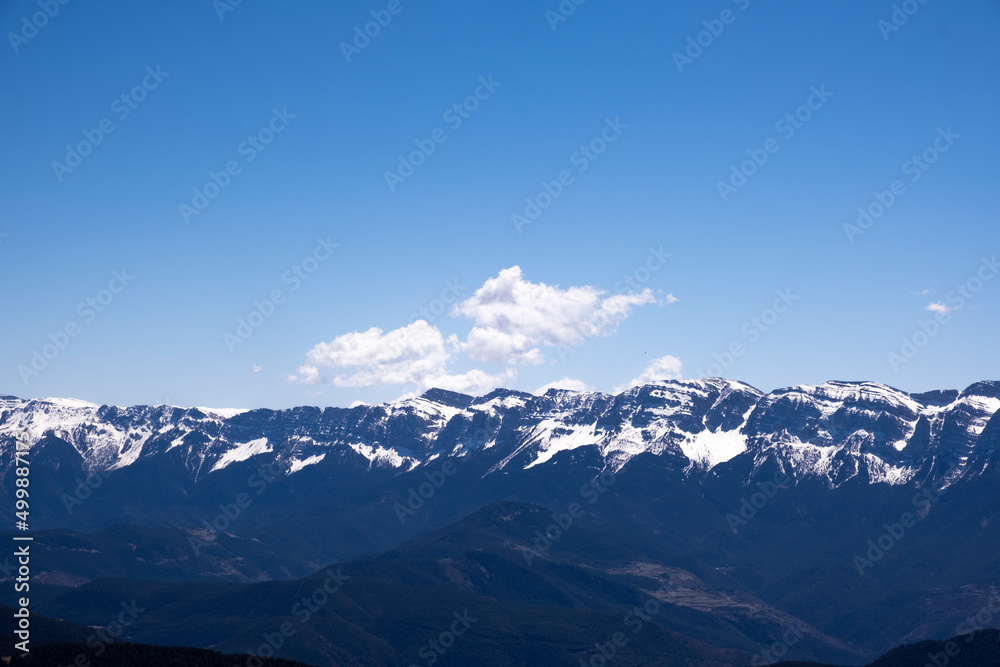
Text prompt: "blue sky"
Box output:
[[1, 0, 998, 409]]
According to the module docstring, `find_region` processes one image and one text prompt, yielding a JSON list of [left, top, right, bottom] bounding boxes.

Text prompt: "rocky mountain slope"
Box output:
[[2, 379, 997, 503]]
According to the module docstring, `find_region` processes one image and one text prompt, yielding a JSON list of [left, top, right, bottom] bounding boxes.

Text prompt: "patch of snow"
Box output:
[[349, 442, 414, 469], [524, 420, 600, 469], [681, 428, 747, 468], [289, 453, 326, 473], [110, 425, 152, 469], [211, 438, 271, 472], [37, 397, 100, 409], [862, 454, 915, 485], [471, 394, 529, 413], [197, 407, 249, 419]]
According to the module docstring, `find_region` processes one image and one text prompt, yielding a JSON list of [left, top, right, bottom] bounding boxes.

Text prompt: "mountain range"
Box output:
[[2, 379, 999, 665]]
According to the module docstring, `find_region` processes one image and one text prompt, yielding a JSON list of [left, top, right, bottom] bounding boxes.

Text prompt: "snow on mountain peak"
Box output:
[[1, 380, 997, 490], [196, 407, 250, 419], [36, 397, 101, 409]]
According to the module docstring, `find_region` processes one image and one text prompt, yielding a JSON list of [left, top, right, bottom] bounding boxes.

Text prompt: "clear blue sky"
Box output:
[[1, 0, 998, 409]]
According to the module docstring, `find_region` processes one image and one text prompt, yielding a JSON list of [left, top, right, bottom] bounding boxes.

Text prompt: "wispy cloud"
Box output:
[[925, 301, 954, 316]]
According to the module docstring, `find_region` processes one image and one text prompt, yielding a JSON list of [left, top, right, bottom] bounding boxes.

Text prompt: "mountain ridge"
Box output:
[[2, 379, 997, 493]]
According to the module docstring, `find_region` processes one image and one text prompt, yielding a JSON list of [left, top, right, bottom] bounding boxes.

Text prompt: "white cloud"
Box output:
[[289, 320, 454, 387], [291, 267, 673, 398], [288, 364, 321, 385], [252, 365, 262, 373], [452, 266, 656, 365], [288, 320, 513, 396], [534, 378, 593, 395], [925, 301, 954, 316], [614, 355, 683, 393]]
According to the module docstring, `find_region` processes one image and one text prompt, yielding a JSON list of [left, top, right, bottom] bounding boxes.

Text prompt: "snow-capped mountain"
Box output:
[[3, 379, 1000, 654], [2, 379, 998, 493]]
